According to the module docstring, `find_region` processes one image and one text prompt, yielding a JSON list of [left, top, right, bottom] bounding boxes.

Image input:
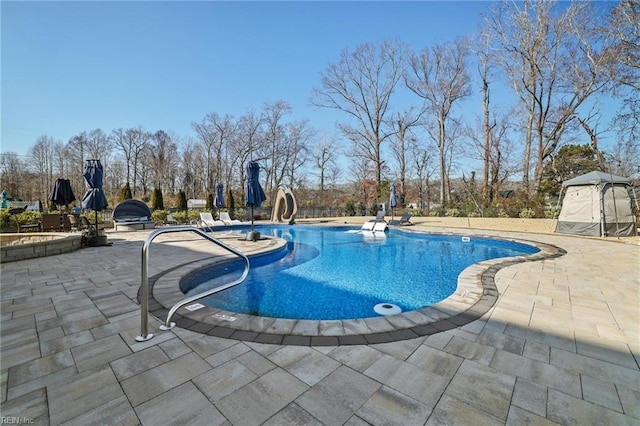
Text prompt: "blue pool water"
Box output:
[[180, 225, 539, 320]]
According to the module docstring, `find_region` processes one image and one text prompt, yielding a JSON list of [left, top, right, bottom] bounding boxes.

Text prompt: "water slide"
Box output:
[[271, 187, 298, 225]]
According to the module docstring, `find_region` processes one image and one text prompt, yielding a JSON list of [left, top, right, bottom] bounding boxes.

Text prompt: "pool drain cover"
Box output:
[[374, 303, 402, 316]]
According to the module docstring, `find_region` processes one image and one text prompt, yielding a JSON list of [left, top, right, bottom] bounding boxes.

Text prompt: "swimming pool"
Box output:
[[180, 225, 540, 321]]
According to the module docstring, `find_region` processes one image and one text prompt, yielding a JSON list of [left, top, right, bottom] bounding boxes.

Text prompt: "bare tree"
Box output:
[[259, 101, 291, 198], [405, 38, 472, 206], [110, 127, 149, 195], [604, 0, 640, 92], [232, 111, 263, 191], [461, 105, 520, 205], [104, 159, 126, 197], [84, 129, 112, 162], [179, 138, 204, 199], [568, 106, 606, 171], [485, 117, 514, 202], [443, 117, 467, 200], [612, 97, 640, 177], [147, 130, 178, 193], [192, 112, 235, 194], [388, 109, 422, 206], [67, 132, 89, 191], [50, 140, 67, 179], [125, 127, 150, 196], [312, 132, 341, 206], [487, 0, 615, 195], [214, 114, 237, 189], [312, 39, 407, 189], [472, 30, 500, 205], [410, 143, 436, 213], [281, 120, 313, 189], [137, 148, 153, 196], [0, 152, 26, 200], [348, 156, 376, 208], [163, 131, 182, 194], [29, 135, 56, 204], [605, 0, 639, 178]]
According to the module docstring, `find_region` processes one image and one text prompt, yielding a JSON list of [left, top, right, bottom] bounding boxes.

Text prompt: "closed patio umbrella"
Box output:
[[49, 178, 76, 210], [245, 161, 266, 240], [81, 159, 109, 243], [214, 183, 225, 218], [389, 183, 397, 220]]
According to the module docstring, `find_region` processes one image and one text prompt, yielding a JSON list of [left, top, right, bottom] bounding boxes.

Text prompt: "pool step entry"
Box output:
[[135, 226, 250, 342]]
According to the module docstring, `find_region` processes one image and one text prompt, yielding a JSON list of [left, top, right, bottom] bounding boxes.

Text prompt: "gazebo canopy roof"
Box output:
[[562, 171, 632, 187]]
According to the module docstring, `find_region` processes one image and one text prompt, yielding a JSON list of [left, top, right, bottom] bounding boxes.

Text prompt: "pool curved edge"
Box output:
[[144, 233, 565, 346]]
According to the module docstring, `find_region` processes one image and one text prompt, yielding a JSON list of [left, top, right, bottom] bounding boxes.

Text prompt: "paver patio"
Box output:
[[1, 220, 638, 425]]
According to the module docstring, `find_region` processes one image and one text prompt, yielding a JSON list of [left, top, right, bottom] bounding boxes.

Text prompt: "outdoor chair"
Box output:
[[198, 212, 224, 228], [358, 211, 386, 231], [41, 214, 62, 232], [358, 220, 388, 238], [372, 221, 388, 233], [61, 214, 72, 231], [111, 199, 155, 231], [219, 211, 241, 225], [80, 216, 97, 235], [389, 213, 413, 226], [361, 221, 376, 231], [67, 214, 81, 232], [9, 206, 28, 215], [165, 214, 177, 225], [18, 222, 41, 233], [372, 210, 386, 222], [360, 213, 389, 234]]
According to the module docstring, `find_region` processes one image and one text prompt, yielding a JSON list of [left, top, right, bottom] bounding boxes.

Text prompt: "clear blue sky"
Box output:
[[2, 1, 496, 157]]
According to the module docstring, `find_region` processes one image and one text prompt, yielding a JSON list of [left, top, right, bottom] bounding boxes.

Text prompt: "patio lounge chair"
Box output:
[[356, 220, 388, 238], [357, 219, 388, 235], [61, 214, 72, 231], [80, 216, 98, 235], [389, 213, 413, 226], [372, 221, 388, 233], [112, 199, 156, 231], [67, 214, 81, 231], [199, 212, 224, 228], [372, 210, 386, 222], [361, 221, 376, 231], [359, 210, 387, 231], [219, 211, 241, 225]]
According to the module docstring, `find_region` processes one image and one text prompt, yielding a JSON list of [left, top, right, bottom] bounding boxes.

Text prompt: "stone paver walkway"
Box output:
[[1, 224, 638, 425]]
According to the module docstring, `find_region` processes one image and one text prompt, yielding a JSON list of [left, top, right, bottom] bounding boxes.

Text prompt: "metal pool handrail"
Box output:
[[135, 226, 250, 342]]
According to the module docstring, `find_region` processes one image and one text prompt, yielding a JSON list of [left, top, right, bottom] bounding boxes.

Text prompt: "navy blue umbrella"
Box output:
[[215, 183, 225, 208], [82, 159, 108, 232], [245, 161, 266, 233], [82, 160, 108, 211], [49, 178, 76, 210], [214, 183, 225, 218], [389, 183, 397, 220]]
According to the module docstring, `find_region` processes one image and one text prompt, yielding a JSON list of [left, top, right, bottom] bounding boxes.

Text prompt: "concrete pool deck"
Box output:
[[1, 219, 638, 425]]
